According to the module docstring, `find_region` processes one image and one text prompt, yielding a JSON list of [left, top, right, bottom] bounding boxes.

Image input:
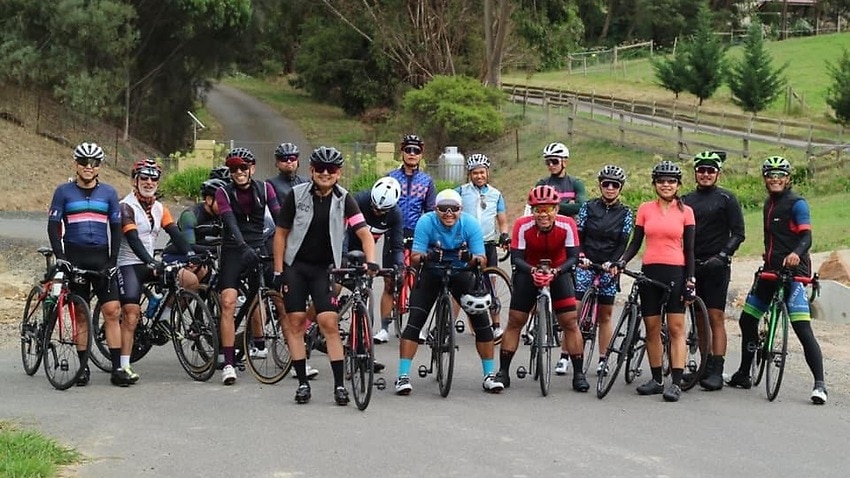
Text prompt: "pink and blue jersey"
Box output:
[[48, 182, 121, 248]]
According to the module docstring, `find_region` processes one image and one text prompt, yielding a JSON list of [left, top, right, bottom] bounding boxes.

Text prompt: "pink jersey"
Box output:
[[635, 199, 695, 266]]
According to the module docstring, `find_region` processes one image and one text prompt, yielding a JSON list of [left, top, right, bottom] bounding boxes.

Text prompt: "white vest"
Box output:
[[117, 193, 163, 266]]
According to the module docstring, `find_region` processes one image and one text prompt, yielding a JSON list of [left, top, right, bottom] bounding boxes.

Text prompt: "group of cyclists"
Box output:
[[45, 133, 827, 406]]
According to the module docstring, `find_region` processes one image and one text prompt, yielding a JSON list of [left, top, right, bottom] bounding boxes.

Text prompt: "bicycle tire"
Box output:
[[434, 295, 455, 398], [625, 319, 646, 384], [577, 289, 599, 375], [752, 312, 768, 386], [498, 248, 510, 263], [681, 297, 711, 391], [536, 294, 554, 397], [526, 306, 539, 381], [349, 302, 374, 410], [88, 301, 113, 373], [130, 288, 155, 363], [21, 285, 46, 376], [43, 293, 91, 390], [393, 266, 417, 338], [765, 301, 790, 401], [482, 266, 512, 345], [171, 289, 219, 382], [244, 292, 291, 384], [597, 303, 637, 399]]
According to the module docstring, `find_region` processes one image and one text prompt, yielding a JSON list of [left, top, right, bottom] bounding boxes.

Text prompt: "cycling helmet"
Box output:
[[370, 176, 402, 210], [762, 156, 792, 175], [542, 142, 569, 159], [401, 134, 424, 148], [225, 147, 256, 166], [465, 153, 491, 171], [527, 185, 560, 206], [597, 165, 627, 185], [459, 281, 492, 315], [200, 178, 227, 198], [209, 165, 231, 182], [435, 189, 462, 207], [131, 158, 163, 179], [309, 146, 345, 166], [693, 151, 723, 169], [74, 142, 105, 161], [274, 142, 299, 159], [651, 161, 682, 181]]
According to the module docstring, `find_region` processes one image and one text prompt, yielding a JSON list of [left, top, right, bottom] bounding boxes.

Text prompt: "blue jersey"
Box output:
[[48, 182, 121, 248], [387, 168, 437, 232], [412, 212, 485, 268]]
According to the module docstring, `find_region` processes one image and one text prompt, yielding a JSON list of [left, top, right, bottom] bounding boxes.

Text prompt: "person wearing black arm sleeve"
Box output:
[[681, 151, 746, 391]]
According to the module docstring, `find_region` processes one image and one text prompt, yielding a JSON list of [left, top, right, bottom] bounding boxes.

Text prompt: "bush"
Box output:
[[159, 167, 209, 201]]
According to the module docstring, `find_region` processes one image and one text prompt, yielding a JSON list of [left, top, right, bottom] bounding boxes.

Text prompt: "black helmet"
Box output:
[[651, 161, 682, 181], [597, 165, 627, 185], [209, 165, 231, 182], [200, 178, 227, 198], [274, 142, 299, 159], [309, 146, 344, 166], [225, 147, 256, 165], [401, 134, 424, 148]]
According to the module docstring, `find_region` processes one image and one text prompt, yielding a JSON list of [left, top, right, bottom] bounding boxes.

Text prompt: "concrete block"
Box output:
[[811, 280, 850, 324]]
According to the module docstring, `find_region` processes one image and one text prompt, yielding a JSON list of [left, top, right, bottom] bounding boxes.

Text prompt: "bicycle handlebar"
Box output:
[[757, 268, 816, 286], [621, 268, 673, 292]]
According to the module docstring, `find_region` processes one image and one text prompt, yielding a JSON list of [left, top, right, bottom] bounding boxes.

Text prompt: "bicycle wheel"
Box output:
[[21, 285, 46, 376], [752, 317, 768, 387], [88, 300, 113, 373], [765, 302, 790, 401], [482, 266, 512, 344], [171, 289, 219, 381], [244, 293, 291, 384], [129, 289, 155, 363], [597, 303, 638, 399], [625, 319, 646, 384], [536, 294, 554, 397], [348, 302, 374, 410], [394, 266, 417, 337], [577, 289, 598, 375], [43, 293, 91, 390], [526, 308, 539, 381], [434, 295, 455, 398], [681, 297, 711, 391]]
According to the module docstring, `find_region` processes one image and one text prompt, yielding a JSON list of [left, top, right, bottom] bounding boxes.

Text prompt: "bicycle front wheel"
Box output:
[[765, 302, 790, 401], [21, 285, 46, 376], [625, 318, 646, 384], [434, 295, 455, 398], [171, 289, 219, 382], [89, 300, 113, 373], [244, 292, 291, 384], [752, 316, 768, 387], [578, 289, 599, 375], [43, 293, 91, 390], [482, 266, 512, 344], [597, 303, 637, 399], [681, 297, 711, 391], [348, 302, 374, 410], [536, 294, 554, 397]]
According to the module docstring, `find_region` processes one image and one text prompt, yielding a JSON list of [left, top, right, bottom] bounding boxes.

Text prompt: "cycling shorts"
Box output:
[[510, 271, 577, 315], [403, 270, 492, 342], [65, 244, 119, 304], [218, 244, 271, 292], [743, 278, 811, 322], [118, 263, 156, 305], [695, 263, 730, 310], [283, 261, 335, 314], [639, 264, 686, 315], [574, 267, 619, 305]]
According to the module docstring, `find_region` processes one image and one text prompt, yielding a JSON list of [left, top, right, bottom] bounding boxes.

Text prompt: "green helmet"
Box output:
[[762, 156, 791, 175], [693, 151, 723, 169]]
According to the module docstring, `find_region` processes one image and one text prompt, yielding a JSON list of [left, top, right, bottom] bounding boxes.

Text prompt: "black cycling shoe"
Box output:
[[636, 379, 664, 395], [295, 383, 311, 404], [110, 368, 133, 387], [663, 383, 682, 402], [726, 370, 752, 389], [495, 370, 511, 389], [372, 362, 386, 373], [572, 373, 590, 392], [334, 386, 350, 406], [75, 366, 90, 387]]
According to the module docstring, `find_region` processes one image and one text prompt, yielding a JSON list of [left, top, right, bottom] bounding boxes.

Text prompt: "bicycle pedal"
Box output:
[[374, 377, 387, 390], [60, 359, 69, 372]]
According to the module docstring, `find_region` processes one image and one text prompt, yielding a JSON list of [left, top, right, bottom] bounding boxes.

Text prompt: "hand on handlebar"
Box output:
[[606, 260, 625, 275], [532, 269, 555, 287], [578, 256, 591, 269], [783, 252, 801, 268], [498, 232, 511, 248]]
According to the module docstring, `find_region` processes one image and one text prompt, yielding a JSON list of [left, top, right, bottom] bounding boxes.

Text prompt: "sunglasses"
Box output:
[[312, 163, 340, 174], [695, 166, 718, 174], [544, 158, 562, 166], [479, 194, 487, 210], [276, 155, 298, 163], [228, 164, 251, 173], [600, 181, 621, 190], [75, 158, 102, 168], [402, 146, 422, 155], [764, 171, 789, 179], [436, 205, 460, 214], [532, 205, 557, 214], [138, 174, 160, 182], [654, 178, 679, 185]]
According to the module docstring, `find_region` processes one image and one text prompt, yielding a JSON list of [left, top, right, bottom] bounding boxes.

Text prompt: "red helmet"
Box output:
[[528, 185, 560, 206], [132, 158, 162, 179]]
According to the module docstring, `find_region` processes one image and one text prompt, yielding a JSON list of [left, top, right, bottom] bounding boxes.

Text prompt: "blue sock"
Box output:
[[399, 358, 412, 377], [482, 359, 495, 376]]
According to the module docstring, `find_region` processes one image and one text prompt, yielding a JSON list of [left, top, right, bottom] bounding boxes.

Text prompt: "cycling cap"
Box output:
[[466, 153, 491, 171], [762, 156, 792, 175], [274, 142, 300, 159], [309, 146, 345, 166], [528, 185, 560, 206], [435, 189, 462, 207], [651, 161, 682, 181], [542, 142, 569, 159], [597, 165, 627, 184], [74, 142, 105, 161], [693, 151, 723, 169], [371, 176, 402, 210]]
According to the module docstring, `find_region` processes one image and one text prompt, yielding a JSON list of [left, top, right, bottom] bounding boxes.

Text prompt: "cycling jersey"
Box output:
[[412, 211, 485, 269], [117, 193, 176, 266], [346, 190, 404, 267], [534, 175, 587, 217], [764, 188, 812, 277], [216, 180, 279, 248], [510, 214, 579, 274], [163, 203, 221, 256], [634, 200, 695, 267], [48, 181, 121, 248], [681, 185, 745, 260], [387, 167, 436, 232], [576, 198, 633, 264], [266, 172, 307, 203], [455, 183, 506, 242]]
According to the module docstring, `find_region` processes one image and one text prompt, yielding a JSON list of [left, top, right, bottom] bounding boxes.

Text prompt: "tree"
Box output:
[[512, 0, 583, 70], [651, 45, 689, 98], [482, 0, 513, 86], [826, 48, 850, 125], [727, 22, 787, 114], [682, 5, 727, 105]]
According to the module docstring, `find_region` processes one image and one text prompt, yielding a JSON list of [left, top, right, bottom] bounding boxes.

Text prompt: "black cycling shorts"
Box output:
[[283, 261, 335, 314], [639, 264, 686, 316], [509, 271, 577, 315], [118, 263, 156, 305], [695, 262, 731, 310], [64, 244, 119, 304]]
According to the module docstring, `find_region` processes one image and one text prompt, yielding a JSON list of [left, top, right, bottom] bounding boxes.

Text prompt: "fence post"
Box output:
[[778, 120, 784, 142], [544, 92, 550, 130], [619, 113, 625, 146], [609, 97, 615, 121], [567, 100, 576, 143], [806, 124, 813, 157], [742, 136, 750, 159], [523, 86, 528, 118], [630, 98, 635, 124], [515, 129, 520, 164], [590, 90, 595, 119], [677, 123, 685, 157]]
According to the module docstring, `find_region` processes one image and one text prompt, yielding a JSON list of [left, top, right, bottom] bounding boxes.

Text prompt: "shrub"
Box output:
[[159, 167, 209, 201]]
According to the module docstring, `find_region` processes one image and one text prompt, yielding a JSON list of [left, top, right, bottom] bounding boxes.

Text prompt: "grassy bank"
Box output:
[[0, 421, 79, 477]]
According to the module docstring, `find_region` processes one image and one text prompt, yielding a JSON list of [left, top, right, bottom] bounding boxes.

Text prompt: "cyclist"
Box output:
[[574, 166, 633, 375], [532, 142, 587, 218], [209, 165, 231, 183], [726, 156, 827, 404], [611, 160, 695, 402], [116, 159, 194, 384], [455, 153, 510, 340], [346, 176, 405, 344], [266, 142, 307, 203], [681, 151, 745, 391], [394, 189, 504, 395], [214, 147, 283, 386], [387, 134, 437, 242], [47, 142, 125, 387], [273, 146, 378, 406], [496, 185, 587, 392]]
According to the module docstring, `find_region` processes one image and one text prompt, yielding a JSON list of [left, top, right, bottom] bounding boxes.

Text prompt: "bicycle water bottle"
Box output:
[[50, 271, 64, 297], [145, 292, 163, 319], [234, 295, 246, 316]]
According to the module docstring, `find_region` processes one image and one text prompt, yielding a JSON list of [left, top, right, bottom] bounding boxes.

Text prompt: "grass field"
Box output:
[[0, 421, 79, 477]]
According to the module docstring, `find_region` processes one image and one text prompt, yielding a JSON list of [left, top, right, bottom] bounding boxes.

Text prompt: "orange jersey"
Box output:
[[635, 199, 695, 266]]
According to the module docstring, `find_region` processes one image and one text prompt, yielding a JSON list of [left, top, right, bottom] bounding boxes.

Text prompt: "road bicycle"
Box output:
[[576, 263, 607, 375], [514, 259, 560, 396], [20, 247, 98, 390], [749, 268, 818, 401], [386, 237, 417, 338], [329, 250, 395, 410]]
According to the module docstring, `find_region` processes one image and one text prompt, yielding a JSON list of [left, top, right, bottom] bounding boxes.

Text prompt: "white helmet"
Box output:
[[542, 142, 569, 159], [460, 291, 492, 315], [465, 153, 491, 171], [370, 176, 402, 211]]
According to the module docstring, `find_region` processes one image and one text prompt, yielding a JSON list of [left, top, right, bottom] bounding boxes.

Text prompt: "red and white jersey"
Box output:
[[511, 214, 579, 269]]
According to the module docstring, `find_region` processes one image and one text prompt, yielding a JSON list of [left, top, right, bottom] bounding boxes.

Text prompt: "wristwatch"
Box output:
[[686, 276, 696, 284]]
